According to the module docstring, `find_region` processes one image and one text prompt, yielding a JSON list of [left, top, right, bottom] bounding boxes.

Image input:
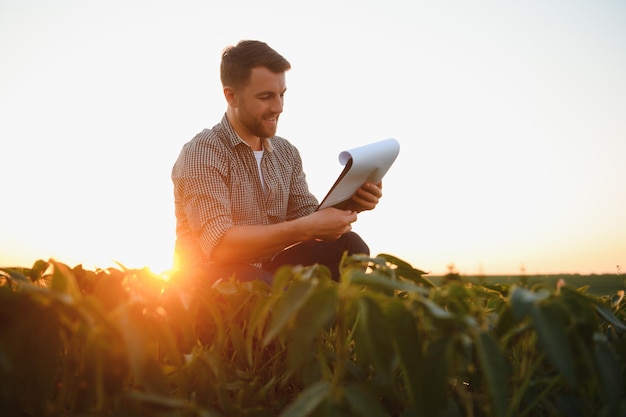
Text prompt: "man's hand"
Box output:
[[350, 182, 383, 212], [309, 208, 358, 241]]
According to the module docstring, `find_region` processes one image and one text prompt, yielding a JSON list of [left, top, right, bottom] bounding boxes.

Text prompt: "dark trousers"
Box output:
[[208, 232, 369, 284]]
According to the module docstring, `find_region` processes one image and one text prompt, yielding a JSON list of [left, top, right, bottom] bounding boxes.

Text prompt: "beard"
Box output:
[[240, 111, 279, 139]]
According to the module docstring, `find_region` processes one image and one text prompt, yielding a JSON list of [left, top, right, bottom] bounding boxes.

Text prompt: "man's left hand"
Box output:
[[350, 182, 383, 212]]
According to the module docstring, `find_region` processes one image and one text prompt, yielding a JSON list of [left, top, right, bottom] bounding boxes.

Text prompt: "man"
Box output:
[[172, 40, 382, 285]]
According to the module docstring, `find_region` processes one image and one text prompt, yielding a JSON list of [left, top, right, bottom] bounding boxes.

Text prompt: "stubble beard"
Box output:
[[244, 113, 279, 140]]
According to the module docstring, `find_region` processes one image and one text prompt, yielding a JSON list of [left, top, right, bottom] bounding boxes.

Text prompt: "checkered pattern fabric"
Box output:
[[172, 115, 319, 269]]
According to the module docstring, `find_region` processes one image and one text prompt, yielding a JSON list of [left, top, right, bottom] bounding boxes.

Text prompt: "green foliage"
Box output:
[[1, 255, 626, 416]]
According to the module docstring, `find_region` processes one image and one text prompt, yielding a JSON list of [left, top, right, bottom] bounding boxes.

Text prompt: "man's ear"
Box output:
[[223, 86, 237, 107]]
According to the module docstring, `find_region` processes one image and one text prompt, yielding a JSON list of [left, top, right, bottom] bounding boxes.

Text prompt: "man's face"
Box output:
[[231, 66, 286, 141]]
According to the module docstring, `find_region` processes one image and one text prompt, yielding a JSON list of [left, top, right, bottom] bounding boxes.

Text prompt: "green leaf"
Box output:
[[343, 383, 389, 417], [29, 259, 50, 281], [229, 322, 249, 367], [377, 253, 430, 278], [530, 302, 576, 385], [245, 290, 276, 363], [288, 286, 338, 371], [385, 301, 422, 403], [271, 264, 296, 290], [494, 305, 518, 340], [419, 336, 450, 415], [50, 260, 82, 299], [595, 304, 626, 332], [264, 279, 317, 345], [475, 331, 508, 417], [196, 291, 227, 350], [349, 270, 429, 296], [593, 334, 622, 415], [115, 305, 169, 395], [559, 286, 602, 327], [417, 296, 455, 323], [279, 380, 332, 417], [0, 290, 65, 413], [292, 286, 338, 334], [510, 286, 549, 320], [354, 296, 395, 383]]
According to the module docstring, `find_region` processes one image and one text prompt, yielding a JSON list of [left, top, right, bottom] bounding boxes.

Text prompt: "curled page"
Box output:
[[317, 138, 400, 210]]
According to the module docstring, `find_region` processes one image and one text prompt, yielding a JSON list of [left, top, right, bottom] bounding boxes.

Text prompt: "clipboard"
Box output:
[[317, 138, 400, 210]]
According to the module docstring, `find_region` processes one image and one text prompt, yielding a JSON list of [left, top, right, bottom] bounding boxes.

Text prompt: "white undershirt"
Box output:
[[253, 149, 267, 195]]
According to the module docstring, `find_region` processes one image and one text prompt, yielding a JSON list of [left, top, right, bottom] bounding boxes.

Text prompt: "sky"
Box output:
[[1, 0, 625, 276]]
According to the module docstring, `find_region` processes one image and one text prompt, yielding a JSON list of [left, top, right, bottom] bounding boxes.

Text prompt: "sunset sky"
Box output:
[[1, 0, 624, 276]]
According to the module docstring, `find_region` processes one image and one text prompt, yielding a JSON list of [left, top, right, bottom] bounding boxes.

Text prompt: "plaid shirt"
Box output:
[[172, 115, 319, 270]]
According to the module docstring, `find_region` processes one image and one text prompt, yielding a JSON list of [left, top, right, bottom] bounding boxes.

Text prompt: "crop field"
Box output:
[[2, 255, 626, 416], [430, 274, 626, 297]]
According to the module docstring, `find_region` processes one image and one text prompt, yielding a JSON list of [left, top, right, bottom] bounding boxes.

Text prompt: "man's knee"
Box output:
[[340, 231, 370, 256]]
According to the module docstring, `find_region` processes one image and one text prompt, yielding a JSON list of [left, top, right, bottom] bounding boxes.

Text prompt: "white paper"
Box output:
[[317, 138, 400, 210]]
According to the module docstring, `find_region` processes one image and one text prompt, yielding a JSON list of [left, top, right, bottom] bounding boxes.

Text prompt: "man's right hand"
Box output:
[[307, 208, 358, 241]]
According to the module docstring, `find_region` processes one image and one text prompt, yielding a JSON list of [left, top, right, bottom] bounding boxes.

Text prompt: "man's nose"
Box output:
[[271, 96, 284, 113]]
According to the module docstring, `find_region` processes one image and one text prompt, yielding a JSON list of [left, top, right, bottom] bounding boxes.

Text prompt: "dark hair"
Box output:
[[220, 40, 291, 89]]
